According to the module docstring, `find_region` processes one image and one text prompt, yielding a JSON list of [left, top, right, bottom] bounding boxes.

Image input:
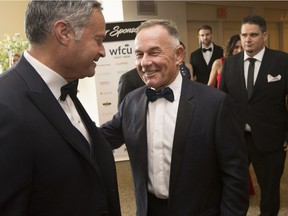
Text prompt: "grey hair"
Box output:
[[25, 0, 102, 44], [137, 19, 180, 47]]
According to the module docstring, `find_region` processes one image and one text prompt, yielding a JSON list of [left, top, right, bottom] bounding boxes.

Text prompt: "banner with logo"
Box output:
[[95, 20, 144, 161]]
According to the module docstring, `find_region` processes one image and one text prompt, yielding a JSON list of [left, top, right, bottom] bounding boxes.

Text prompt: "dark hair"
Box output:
[[198, 25, 212, 33], [224, 34, 241, 57], [242, 15, 267, 33]]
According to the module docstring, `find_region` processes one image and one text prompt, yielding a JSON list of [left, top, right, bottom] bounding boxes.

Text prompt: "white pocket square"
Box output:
[[267, 74, 281, 82]]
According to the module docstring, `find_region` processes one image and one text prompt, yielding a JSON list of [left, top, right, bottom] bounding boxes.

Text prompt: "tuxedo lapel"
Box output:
[[198, 49, 207, 66], [28, 90, 92, 161], [17, 57, 99, 173], [236, 53, 248, 99], [251, 50, 270, 99], [169, 79, 195, 196], [137, 91, 149, 183]]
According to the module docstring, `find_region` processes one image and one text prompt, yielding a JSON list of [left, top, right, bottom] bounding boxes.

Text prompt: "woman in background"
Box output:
[[207, 34, 242, 88], [179, 41, 193, 79]]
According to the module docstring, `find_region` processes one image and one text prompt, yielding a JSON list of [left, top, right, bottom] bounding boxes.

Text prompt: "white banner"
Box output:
[[95, 20, 144, 161]]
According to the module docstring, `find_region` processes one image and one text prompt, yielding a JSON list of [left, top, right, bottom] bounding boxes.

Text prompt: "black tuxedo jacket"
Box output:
[[101, 78, 249, 216], [0, 56, 121, 216], [220, 48, 288, 152], [190, 43, 223, 84], [118, 68, 145, 108]]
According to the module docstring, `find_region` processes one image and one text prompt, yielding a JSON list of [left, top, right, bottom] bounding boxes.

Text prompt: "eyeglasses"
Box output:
[[240, 33, 260, 38]]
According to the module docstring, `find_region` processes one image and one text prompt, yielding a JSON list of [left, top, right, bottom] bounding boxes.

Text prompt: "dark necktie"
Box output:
[[202, 47, 212, 52], [146, 87, 174, 102], [60, 80, 78, 101], [247, 58, 256, 99]]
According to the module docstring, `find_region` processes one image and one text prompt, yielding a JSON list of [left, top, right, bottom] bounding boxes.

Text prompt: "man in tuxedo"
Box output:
[[101, 19, 249, 216], [190, 25, 223, 84], [118, 67, 145, 108], [0, 1, 121, 215], [220, 15, 288, 216]]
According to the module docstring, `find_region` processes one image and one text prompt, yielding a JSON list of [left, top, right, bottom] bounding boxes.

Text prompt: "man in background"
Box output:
[[118, 67, 145, 108], [0, 1, 121, 215], [220, 15, 288, 216], [9, 53, 20, 67], [190, 24, 223, 84]]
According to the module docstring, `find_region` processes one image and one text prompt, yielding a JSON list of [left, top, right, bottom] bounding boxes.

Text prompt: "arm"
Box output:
[[207, 58, 222, 87], [190, 53, 197, 81], [100, 108, 125, 150], [216, 95, 249, 215], [0, 102, 33, 213], [185, 62, 193, 80]]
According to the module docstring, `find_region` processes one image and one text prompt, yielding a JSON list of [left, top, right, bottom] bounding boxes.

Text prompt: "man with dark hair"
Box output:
[[220, 15, 288, 216], [0, 1, 121, 215], [190, 24, 223, 84]]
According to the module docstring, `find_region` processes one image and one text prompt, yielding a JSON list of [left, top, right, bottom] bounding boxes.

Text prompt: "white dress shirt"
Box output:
[[202, 43, 214, 65], [24, 51, 91, 144], [243, 47, 265, 132], [147, 72, 182, 199]]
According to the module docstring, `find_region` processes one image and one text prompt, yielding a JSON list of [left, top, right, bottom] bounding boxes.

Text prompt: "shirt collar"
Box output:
[[167, 72, 182, 101], [244, 46, 265, 62], [24, 51, 67, 100], [202, 43, 214, 50]]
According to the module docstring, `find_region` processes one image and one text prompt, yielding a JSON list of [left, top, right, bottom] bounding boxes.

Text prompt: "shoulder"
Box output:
[[265, 48, 288, 59], [212, 58, 222, 67], [214, 43, 223, 50], [120, 68, 137, 80], [184, 79, 226, 100], [191, 48, 202, 56], [119, 69, 142, 87]]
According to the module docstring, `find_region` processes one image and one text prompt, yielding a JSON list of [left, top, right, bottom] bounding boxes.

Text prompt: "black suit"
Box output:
[[0, 56, 121, 216], [101, 77, 249, 216], [118, 68, 145, 108], [190, 43, 223, 84], [220, 48, 288, 215]]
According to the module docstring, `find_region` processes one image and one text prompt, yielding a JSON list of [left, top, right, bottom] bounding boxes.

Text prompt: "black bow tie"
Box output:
[[202, 47, 212, 52], [60, 80, 79, 101], [146, 87, 174, 102]]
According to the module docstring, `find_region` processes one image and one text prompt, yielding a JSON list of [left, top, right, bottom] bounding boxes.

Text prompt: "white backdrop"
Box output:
[[94, 20, 144, 161]]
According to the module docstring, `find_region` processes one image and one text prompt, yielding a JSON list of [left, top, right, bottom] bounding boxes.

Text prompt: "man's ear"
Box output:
[[54, 20, 73, 45]]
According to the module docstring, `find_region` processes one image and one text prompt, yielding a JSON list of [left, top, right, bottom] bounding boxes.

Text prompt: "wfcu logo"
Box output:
[[104, 20, 145, 58], [109, 44, 132, 56]]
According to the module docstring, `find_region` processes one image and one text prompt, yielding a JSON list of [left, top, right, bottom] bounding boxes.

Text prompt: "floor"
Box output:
[[115, 158, 288, 216]]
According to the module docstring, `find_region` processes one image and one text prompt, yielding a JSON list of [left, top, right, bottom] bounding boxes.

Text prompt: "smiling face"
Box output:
[[240, 23, 267, 57], [134, 25, 183, 91], [61, 8, 106, 81]]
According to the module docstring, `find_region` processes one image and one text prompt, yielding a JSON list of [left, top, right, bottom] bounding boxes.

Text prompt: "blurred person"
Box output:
[[118, 67, 145, 108], [101, 19, 249, 216], [179, 41, 192, 79], [9, 53, 21, 67], [0, 1, 121, 215], [190, 24, 223, 84], [207, 34, 243, 88], [220, 15, 288, 216]]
